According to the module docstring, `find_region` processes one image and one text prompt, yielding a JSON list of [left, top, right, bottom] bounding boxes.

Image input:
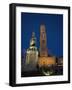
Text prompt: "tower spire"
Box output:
[[30, 32, 36, 47]]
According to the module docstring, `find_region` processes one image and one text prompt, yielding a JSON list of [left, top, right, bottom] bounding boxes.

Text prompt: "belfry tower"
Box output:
[[38, 24, 56, 69], [40, 24, 48, 57]]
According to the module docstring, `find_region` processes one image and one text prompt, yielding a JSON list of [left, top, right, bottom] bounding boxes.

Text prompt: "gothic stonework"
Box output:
[[26, 32, 38, 71], [39, 24, 56, 67], [40, 24, 48, 57]]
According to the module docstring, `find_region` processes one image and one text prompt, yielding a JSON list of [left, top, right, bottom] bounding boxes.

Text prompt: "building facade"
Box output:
[[26, 32, 38, 71], [40, 24, 48, 57], [38, 24, 56, 67]]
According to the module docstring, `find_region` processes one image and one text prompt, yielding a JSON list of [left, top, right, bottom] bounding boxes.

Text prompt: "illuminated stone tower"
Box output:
[[40, 24, 48, 57], [26, 32, 38, 71]]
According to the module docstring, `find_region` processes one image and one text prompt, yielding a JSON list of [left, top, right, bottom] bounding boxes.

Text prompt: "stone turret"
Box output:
[[25, 32, 38, 71]]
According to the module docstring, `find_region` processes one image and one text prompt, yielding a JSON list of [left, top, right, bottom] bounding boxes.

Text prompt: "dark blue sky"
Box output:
[[21, 12, 63, 57]]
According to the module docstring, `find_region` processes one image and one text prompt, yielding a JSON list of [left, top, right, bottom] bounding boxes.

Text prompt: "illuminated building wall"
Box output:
[[38, 57, 56, 67], [26, 32, 38, 71], [40, 24, 48, 57], [39, 24, 56, 66]]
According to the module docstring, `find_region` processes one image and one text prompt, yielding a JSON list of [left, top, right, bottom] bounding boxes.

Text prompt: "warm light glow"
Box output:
[[38, 57, 56, 67]]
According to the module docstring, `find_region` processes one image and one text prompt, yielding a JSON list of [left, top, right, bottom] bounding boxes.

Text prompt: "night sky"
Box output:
[[21, 12, 63, 58]]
